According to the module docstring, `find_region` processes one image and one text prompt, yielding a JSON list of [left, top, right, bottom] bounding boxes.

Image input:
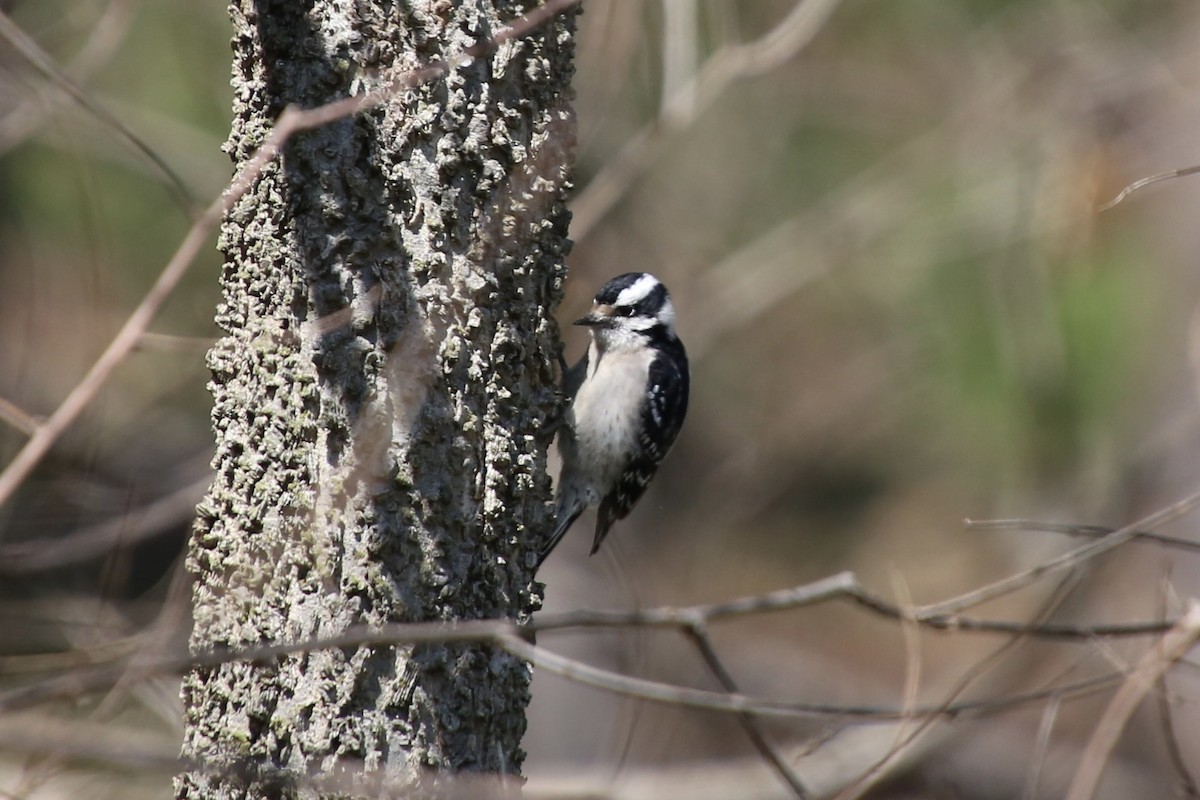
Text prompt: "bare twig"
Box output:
[[1155, 577, 1200, 798], [0, 583, 1129, 722], [829, 579, 930, 800], [535, 571, 1178, 639], [0, 9, 195, 214], [0, 0, 138, 154], [507, 634, 1119, 723], [0, 192, 219, 522], [1022, 696, 1060, 800], [832, 567, 1084, 799], [660, 0, 700, 116], [918, 487, 1200, 618], [895, 571, 922, 713], [1098, 164, 1200, 211], [1066, 601, 1200, 800], [892, 576, 923, 765], [0, 0, 582, 519], [967, 517, 1200, 553], [570, 0, 846, 240], [0, 635, 141, 675], [0, 471, 210, 574], [0, 712, 178, 771], [0, 395, 39, 436], [684, 621, 809, 798]]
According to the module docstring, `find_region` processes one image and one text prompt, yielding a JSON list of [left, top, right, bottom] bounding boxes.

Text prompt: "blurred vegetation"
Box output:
[[2, 0, 1200, 797]]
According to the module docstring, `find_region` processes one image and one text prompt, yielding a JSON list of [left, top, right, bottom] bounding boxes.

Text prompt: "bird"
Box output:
[[538, 272, 690, 568]]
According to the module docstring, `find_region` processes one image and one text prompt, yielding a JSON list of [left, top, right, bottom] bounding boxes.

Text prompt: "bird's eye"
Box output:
[[615, 306, 636, 317]]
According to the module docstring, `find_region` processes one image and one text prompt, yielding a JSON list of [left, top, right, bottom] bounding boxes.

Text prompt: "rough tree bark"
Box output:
[[177, 1, 575, 797]]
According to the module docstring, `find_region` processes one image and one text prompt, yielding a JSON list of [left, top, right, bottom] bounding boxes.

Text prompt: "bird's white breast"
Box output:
[[569, 342, 654, 490]]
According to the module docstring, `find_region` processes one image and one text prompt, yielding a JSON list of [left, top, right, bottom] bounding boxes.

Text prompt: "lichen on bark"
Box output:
[[177, 2, 575, 796]]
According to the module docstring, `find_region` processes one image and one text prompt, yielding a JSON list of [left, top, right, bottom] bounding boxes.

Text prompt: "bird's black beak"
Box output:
[[574, 305, 613, 327]]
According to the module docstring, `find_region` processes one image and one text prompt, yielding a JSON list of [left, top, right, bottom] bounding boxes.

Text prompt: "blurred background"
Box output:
[[3, 0, 1200, 797]]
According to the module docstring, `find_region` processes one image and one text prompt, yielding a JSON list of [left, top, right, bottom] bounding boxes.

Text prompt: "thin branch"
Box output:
[[1155, 576, 1200, 798], [1066, 601, 1200, 800], [0, 603, 1127, 723], [1098, 164, 1200, 211], [0, 0, 582, 518], [570, 0, 846, 240], [534, 571, 1179, 639], [917, 487, 1200, 618], [0, 471, 210, 574], [702, 0, 843, 82], [0, 563, 1172, 728], [0, 619, 515, 713], [894, 570, 922, 711], [0, 396, 39, 436], [831, 565, 1084, 799], [1022, 696, 1060, 800], [0, 712, 178, 772], [0, 0, 138, 154], [0, 193, 220, 522], [684, 621, 809, 798], [967, 517, 1200, 554], [660, 0, 700, 116], [892, 575, 923, 766], [830, 601, 928, 800], [0, 9, 196, 215], [505, 634, 1121, 723], [0, 635, 141, 675], [9, 565, 1172, 712]]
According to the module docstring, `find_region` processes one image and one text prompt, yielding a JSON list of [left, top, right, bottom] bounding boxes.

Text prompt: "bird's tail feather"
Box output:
[[537, 503, 584, 569]]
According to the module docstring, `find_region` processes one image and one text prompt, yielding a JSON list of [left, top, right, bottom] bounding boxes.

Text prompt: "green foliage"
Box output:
[[915, 234, 1154, 485]]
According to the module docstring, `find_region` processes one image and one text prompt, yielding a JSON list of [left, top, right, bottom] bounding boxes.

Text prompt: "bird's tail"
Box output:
[[536, 501, 584, 569], [590, 503, 617, 555]]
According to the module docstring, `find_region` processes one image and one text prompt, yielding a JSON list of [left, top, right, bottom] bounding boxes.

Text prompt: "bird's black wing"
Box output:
[[593, 338, 689, 553]]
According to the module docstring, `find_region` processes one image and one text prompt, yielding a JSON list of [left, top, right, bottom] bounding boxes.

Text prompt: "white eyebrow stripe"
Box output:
[[614, 274, 660, 307]]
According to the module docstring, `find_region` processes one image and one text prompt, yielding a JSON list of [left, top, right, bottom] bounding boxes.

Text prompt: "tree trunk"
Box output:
[[177, 1, 575, 796]]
